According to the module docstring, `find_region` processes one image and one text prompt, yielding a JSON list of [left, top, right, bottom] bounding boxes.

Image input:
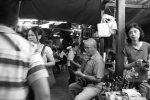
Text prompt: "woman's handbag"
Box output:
[[41, 46, 56, 87]]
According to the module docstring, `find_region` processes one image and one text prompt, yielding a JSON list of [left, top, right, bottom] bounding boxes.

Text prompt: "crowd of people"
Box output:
[[0, 0, 150, 100]]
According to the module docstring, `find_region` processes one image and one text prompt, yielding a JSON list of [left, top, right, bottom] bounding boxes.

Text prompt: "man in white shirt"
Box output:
[[67, 43, 79, 84]]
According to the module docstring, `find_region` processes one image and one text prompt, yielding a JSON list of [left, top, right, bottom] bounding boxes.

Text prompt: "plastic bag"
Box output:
[[108, 20, 117, 35], [97, 14, 117, 37], [97, 15, 111, 37]]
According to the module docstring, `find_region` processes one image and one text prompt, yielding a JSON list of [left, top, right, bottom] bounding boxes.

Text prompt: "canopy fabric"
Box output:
[[20, 0, 150, 30], [19, 0, 101, 25], [105, 7, 150, 27], [105, 7, 150, 42]]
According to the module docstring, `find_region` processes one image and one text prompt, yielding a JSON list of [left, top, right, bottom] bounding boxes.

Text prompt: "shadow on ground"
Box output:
[[51, 70, 69, 100]]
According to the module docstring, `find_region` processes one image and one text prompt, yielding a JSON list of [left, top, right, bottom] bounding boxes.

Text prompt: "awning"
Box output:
[[19, 0, 101, 25], [19, 0, 150, 29]]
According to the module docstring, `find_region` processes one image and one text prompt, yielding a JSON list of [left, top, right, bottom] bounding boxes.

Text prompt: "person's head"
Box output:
[[125, 22, 144, 44], [72, 43, 79, 52], [84, 38, 97, 56], [108, 51, 114, 57], [52, 48, 57, 53], [27, 26, 45, 44], [0, 0, 19, 28], [108, 51, 115, 61], [57, 48, 62, 53]]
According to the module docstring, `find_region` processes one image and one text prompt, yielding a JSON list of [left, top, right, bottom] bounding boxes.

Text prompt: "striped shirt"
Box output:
[[0, 25, 49, 100]]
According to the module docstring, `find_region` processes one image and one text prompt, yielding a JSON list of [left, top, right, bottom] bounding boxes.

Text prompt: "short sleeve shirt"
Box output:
[[84, 51, 105, 88], [67, 49, 75, 66], [123, 42, 150, 82], [0, 25, 49, 100], [36, 45, 53, 63], [60, 51, 66, 58]]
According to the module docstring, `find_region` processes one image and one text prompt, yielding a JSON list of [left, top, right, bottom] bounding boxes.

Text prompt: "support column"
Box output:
[[115, 0, 125, 77], [99, 0, 105, 57], [15, 1, 22, 32], [100, 37, 104, 56]]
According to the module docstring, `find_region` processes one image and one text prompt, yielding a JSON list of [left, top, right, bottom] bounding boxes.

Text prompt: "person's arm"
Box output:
[[45, 47, 55, 67], [75, 57, 104, 83], [123, 46, 136, 69], [70, 60, 81, 68], [148, 54, 150, 64], [75, 70, 101, 83], [83, 74, 101, 83], [124, 56, 136, 69], [28, 53, 50, 100], [45, 54, 55, 67]]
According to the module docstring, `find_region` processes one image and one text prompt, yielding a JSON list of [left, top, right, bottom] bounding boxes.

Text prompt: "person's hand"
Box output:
[[148, 60, 150, 66], [75, 70, 84, 77], [76, 62, 81, 68], [134, 59, 143, 67]]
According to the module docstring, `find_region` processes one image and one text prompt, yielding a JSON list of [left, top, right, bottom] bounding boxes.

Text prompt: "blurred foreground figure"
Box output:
[[0, 0, 50, 100]]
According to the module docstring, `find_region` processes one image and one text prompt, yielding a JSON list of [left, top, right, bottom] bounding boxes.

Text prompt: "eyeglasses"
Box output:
[[28, 34, 36, 37], [84, 46, 92, 50]]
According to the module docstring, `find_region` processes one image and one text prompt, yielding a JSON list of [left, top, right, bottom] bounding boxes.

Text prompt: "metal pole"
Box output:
[[99, 0, 105, 57], [15, 0, 22, 32], [115, 0, 125, 77]]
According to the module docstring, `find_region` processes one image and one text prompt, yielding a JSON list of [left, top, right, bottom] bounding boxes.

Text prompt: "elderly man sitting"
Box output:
[[68, 38, 105, 100]]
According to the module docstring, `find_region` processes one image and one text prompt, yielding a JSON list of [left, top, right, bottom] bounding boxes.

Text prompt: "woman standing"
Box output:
[[123, 22, 150, 90], [27, 26, 56, 87]]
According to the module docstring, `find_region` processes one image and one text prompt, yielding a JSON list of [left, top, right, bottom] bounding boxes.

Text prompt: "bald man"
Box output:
[[68, 38, 105, 100]]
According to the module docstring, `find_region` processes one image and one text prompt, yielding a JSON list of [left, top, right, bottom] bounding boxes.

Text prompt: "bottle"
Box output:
[[126, 81, 130, 89], [117, 76, 123, 91], [112, 60, 115, 71], [110, 79, 115, 91]]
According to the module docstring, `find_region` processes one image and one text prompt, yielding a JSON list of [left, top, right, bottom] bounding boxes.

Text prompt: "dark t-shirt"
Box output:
[[123, 41, 150, 82]]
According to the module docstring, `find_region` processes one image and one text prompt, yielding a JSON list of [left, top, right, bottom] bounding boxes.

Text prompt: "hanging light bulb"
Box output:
[[70, 33, 73, 35]]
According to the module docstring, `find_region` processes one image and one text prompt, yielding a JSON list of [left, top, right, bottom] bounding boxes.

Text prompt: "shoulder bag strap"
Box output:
[[41, 45, 46, 56], [0, 32, 20, 51]]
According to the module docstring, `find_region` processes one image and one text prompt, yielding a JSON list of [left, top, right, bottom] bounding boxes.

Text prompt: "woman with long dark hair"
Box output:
[[27, 26, 55, 68], [27, 26, 56, 99]]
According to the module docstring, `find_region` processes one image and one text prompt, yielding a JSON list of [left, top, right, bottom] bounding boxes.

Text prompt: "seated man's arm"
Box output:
[[28, 53, 50, 100], [75, 70, 101, 83], [76, 57, 105, 83], [83, 74, 101, 83]]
